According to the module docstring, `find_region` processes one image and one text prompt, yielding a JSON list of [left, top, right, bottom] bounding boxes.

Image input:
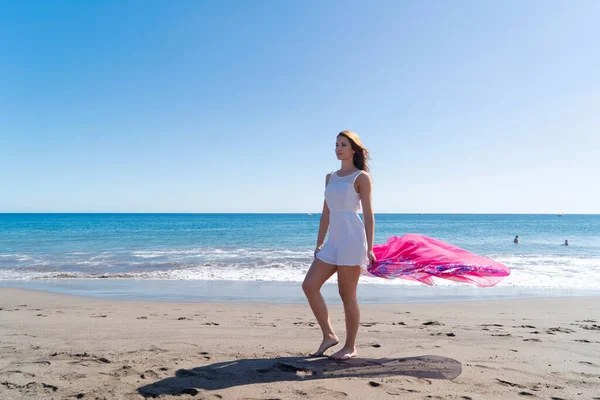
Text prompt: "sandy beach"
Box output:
[[0, 288, 599, 399]]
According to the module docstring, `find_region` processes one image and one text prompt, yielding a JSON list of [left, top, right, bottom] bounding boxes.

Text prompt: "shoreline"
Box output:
[[1, 279, 600, 304]]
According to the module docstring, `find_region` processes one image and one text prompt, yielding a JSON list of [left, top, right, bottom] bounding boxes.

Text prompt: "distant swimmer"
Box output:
[[513, 235, 519, 244], [564, 239, 568, 246]]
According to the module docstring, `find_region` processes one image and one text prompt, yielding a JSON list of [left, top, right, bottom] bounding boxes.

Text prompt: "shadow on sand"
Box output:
[[138, 354, 462, 397]]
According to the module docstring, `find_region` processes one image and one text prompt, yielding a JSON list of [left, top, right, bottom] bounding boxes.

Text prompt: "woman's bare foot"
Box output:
[[310, 335, 339, 357], [329, 346, 357, 360]]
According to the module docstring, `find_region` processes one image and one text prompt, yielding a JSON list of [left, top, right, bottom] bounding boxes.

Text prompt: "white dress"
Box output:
[[315, 170, 369, 269]]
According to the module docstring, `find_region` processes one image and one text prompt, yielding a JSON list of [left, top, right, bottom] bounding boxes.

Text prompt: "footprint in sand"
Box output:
[[293, 321, 316, 327], [496, 379, 527, 389], [6, 333, 37, 337], [60, 352, 111, 364], [360, 322, 377, 327], [4, 370, 36, 378], [59, 372, 85, 380], [547, 327, 575, 334], [422, 321, 443, 326], [140, 369, 160, 380], [252, 323, 277, 327], [112, 365, 139, 378], [1, 381, 58, 393], [137, 316, 148, 319], [582, 324, 600, 331], [124, 346, 168, 355], [312, 386, 348, 398], [368, 381, 419, 395]]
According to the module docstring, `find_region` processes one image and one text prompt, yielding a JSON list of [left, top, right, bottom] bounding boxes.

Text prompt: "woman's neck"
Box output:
[[340, 160, 356, 172]]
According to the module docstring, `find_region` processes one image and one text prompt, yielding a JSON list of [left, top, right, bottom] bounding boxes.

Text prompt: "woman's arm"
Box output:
[[357, 173, 375, 262], [315, 173, 332, 254]]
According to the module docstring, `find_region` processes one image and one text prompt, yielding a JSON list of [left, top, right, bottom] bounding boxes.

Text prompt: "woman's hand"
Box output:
[[314, 245, 323, 258], [367, 249, 376, 265]]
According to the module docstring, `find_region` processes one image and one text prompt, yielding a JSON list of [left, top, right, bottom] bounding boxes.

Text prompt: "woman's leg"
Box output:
[[302, 258, 339, 356], [330, 265, 361, 360]]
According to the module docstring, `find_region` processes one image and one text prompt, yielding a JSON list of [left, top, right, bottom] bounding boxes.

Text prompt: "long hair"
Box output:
[[338, 130, 370, 172]]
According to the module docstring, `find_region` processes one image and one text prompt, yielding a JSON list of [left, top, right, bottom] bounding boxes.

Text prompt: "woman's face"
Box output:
[[335, 135, 354, 160]]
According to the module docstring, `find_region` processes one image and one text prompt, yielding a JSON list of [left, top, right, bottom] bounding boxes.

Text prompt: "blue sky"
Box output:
[[1, 0, 598, 213]]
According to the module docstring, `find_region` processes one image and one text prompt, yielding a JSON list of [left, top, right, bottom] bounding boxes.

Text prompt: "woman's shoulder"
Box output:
[[325, 171, 334, 185], [355, 170, 371, 183]]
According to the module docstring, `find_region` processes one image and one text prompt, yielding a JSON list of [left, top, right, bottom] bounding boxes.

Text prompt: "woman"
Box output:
[[301, 130, 375, 361]]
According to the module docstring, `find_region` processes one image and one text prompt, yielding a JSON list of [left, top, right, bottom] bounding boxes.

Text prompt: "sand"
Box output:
[[1, 288, 599, 399]]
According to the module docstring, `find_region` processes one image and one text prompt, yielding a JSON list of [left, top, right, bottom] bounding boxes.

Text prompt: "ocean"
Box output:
[[1, 213, 599, 302]]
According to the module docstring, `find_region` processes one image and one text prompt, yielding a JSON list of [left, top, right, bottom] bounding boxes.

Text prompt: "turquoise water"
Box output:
[[1, 214, 599, 291]]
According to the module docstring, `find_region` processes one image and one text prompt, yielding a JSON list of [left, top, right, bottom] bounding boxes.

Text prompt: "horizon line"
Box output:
[[1, 212, 597, 216]]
